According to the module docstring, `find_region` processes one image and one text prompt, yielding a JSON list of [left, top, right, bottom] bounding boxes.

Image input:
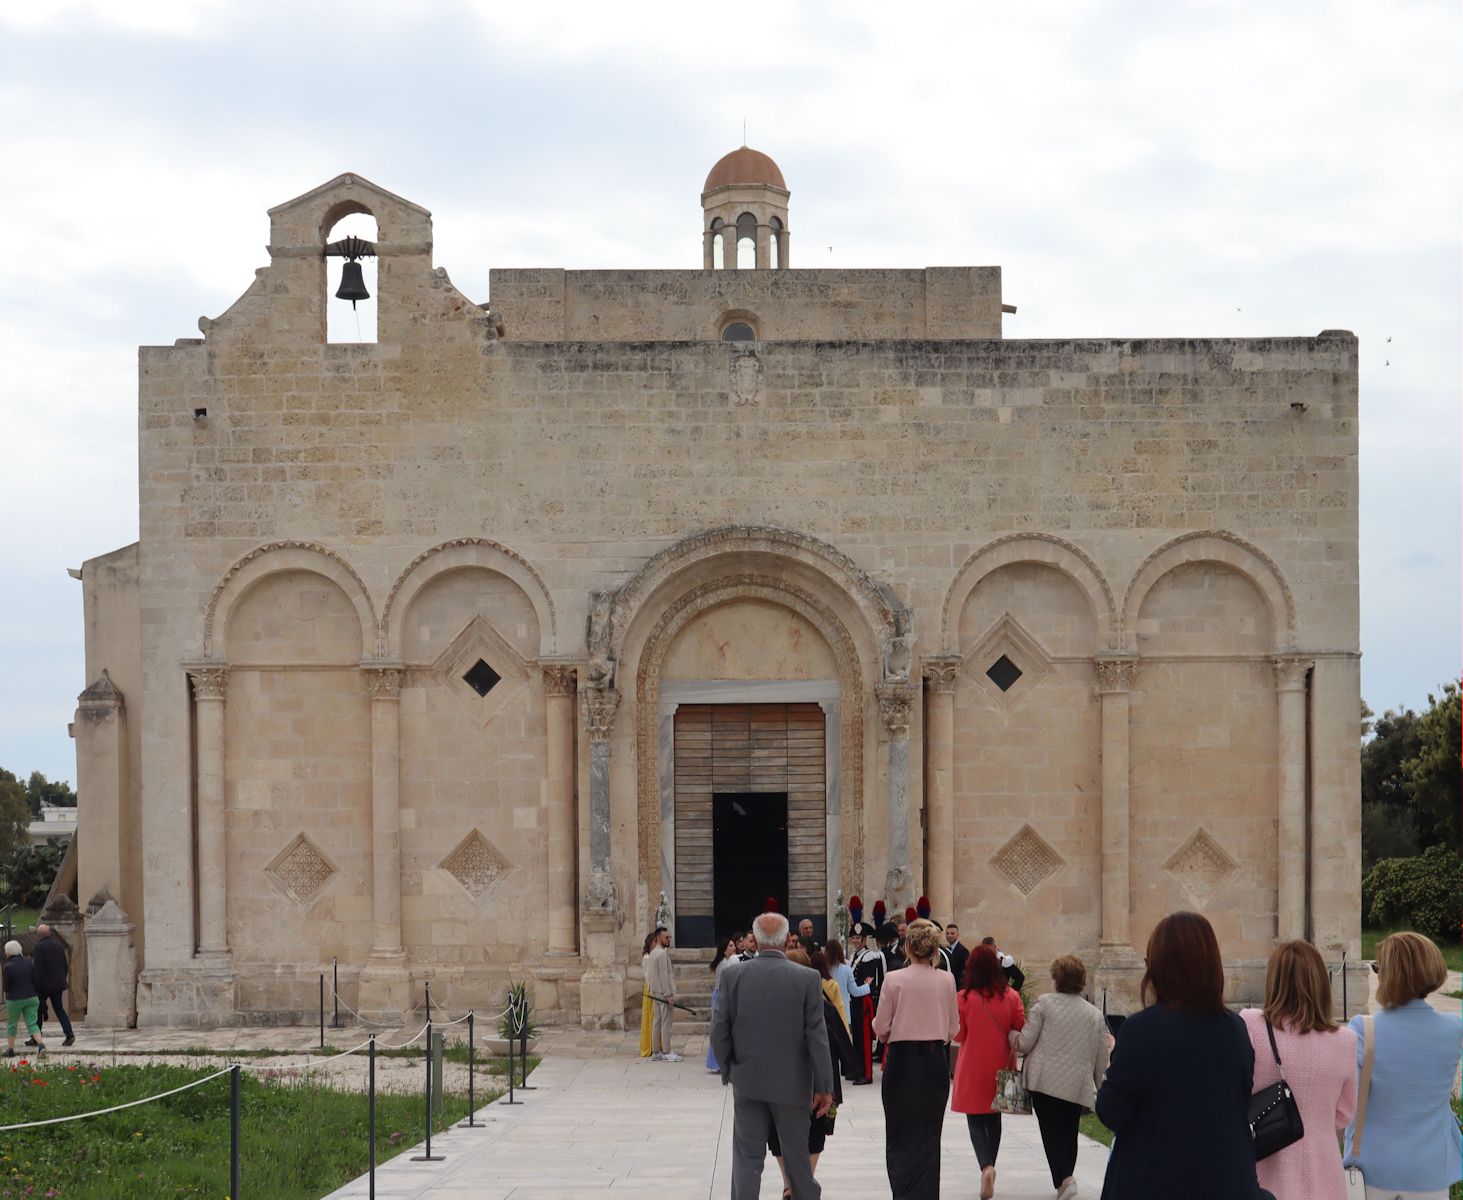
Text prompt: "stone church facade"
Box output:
[[70, 149, 1363, 1028]]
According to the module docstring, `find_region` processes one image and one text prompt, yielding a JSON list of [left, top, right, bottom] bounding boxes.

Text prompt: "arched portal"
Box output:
[[617, 546, 884, 945]]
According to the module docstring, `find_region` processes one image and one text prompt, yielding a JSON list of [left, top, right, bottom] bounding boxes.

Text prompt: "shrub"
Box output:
[[497, 978, 538, 1041], [1362, 844, 1463, 942], [1, 837, 68, 908]]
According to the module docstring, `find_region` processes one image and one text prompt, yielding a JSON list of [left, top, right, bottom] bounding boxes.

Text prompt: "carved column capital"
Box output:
[[1272, 656, 1313, 693], [186, 666, 230, 701], [1094, 656, 1139, 695], [922, 656, 962, 694], [876, 681, 917, 739], [541, 664, 578, 697], [581, 687, 621, 742], [363, 666, 402, 701]]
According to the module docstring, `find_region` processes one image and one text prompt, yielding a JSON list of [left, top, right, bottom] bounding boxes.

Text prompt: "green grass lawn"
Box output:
[[0, 907, 40, 938], [1363, 926, 1463, 973], [0, 1059, 500, 1200]]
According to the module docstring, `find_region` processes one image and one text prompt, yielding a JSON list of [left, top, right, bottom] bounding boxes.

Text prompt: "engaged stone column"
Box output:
[[543, 665, 578, 955], [581, 687, 621, 911], [1274, 656, 1313, 941], [359, 665, 410, 1021], [877, 681, 917, 906], [1095, 657, 1139, 945], [365, 666, 404, 955], [187, 667, 230, 958], [923, 658, 961, 922], [579, 686, 625, 1030]]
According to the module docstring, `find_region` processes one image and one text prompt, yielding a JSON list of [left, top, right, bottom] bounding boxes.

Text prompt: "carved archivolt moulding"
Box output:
[[1093, 656, 1139, 695], [1120, 530, 1297, 651], [203, 540, 377, 659], [187, 666, 230, 701], [632, 573, 869, 902]]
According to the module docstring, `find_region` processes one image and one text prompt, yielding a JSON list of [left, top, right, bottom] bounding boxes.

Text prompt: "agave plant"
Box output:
[[498, 979, 538, 1041]]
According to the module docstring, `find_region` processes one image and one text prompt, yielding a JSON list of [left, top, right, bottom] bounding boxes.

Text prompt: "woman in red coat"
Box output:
[[952, 943, 1026, 1200]]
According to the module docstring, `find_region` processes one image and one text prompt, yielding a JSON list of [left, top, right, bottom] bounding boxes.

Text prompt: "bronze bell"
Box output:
[[336, 260, 370, 308]]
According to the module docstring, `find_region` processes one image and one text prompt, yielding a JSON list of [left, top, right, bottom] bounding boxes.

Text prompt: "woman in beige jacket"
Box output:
[[1014, 955, 1110, 1200]]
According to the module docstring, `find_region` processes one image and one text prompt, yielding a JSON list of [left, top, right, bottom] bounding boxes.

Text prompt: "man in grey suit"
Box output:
[[710, 911, 834, 1199]]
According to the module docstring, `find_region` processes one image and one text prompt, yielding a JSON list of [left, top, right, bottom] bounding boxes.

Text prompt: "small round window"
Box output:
[[722, 322, 756, 342]]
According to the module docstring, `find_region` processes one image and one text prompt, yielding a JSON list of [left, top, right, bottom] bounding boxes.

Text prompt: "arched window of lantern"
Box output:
[[711, 217, 725, 270], [736, 213, 757, 269], [769, 216, 783, 269], [719, 310, 760, 341], [323, 205, 378, 344]]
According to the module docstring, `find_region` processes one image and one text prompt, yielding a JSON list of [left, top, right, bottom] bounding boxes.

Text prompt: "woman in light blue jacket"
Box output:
[[1345, 931, 1462, 1200]]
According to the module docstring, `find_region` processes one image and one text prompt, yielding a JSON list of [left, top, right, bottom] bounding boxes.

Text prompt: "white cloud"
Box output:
[[0, 0, 1457, 781]]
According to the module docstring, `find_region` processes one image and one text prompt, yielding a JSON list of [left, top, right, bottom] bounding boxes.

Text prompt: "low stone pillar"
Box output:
[[85, 900, 138, 1029], [40, 896, 87, 1020]]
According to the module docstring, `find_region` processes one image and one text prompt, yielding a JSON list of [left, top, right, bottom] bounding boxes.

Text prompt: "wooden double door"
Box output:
[[673, 703, 826, 947]]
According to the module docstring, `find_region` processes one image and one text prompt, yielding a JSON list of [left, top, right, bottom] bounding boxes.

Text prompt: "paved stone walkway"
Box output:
[[321, 1052, 1112, 1200]]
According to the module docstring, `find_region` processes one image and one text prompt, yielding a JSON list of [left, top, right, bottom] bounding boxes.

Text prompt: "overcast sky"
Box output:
[[2, 0, 1458, 786]]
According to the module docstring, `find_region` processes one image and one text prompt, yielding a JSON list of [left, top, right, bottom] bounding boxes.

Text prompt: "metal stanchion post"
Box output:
[[517, 1012, 534, 1091], [500, 1013, 520, 1106], [424, 980, 431, 1024], [332, 958, 342, 1029], [319, 974, 325, 1050], [368, 1036, 376, 1200], [230, 1062, 241, 1200], [410, 1022, 444, 1162], [458, 1010, 484, 1129], [1341, 948, 1348, 1017]]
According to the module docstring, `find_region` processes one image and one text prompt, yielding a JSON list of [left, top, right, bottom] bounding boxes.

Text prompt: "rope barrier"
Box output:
[[329, 986, 511, 1030], [0, 1065, 235, 1132]]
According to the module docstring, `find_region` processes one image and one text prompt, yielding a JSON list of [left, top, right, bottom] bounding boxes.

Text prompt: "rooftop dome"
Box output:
[[704, 146, 786, 193]]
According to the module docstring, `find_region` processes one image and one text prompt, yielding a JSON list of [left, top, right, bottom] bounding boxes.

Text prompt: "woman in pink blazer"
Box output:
[[1240, 940, 1357, 1200], [953, 943, 1026, 1200]]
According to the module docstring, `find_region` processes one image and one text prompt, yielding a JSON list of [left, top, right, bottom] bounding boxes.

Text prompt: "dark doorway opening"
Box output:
[[713, 792, 788, 943]]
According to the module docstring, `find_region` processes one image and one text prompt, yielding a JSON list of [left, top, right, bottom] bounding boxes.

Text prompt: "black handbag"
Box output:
[[1248, 1019, 1304, 1160]]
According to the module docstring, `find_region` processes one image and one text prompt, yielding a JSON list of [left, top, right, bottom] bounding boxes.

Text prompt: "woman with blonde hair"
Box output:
[[873, 917, 960, 1199], [1240, 940, 1356, 1199], [1344, 931, 1461, 1199]]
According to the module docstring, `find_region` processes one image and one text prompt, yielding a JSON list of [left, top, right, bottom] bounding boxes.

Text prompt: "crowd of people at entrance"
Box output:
[[645, 903, 1461, 1200]]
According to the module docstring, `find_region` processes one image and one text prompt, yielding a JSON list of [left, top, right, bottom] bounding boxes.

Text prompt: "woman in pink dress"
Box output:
[[952, 942, 1026, 1200], [1240, 939, 1357, 1200]]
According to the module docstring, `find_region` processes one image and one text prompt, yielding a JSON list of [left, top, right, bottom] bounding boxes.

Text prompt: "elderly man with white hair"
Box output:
[[710, 910, 834, 1199]]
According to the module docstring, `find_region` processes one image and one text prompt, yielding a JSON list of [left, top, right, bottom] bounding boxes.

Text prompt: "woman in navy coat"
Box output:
[[1096, 912, 1268, 1200]]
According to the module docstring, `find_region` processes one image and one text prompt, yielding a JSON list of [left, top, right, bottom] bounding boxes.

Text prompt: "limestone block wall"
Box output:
[[113, 176, 1358, 1021], [489, 267, 1004, 341]]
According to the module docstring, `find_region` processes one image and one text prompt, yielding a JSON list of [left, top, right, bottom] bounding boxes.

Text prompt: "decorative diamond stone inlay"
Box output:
[[266, 834, 335, 907], [1164, 829, 1239, 906], [991, 824, 1064, 896], [441, 829, 511, 901]]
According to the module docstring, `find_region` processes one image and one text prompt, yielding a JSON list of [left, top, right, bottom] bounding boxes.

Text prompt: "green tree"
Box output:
[[1405, 680, 1461, 848], [1360, 704, 1424, 869], [23, 769, 76, 818], [0, 770, 30, 866]]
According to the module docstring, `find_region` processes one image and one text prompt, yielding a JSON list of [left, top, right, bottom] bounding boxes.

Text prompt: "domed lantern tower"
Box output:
[[702, 146, 790, 270]]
